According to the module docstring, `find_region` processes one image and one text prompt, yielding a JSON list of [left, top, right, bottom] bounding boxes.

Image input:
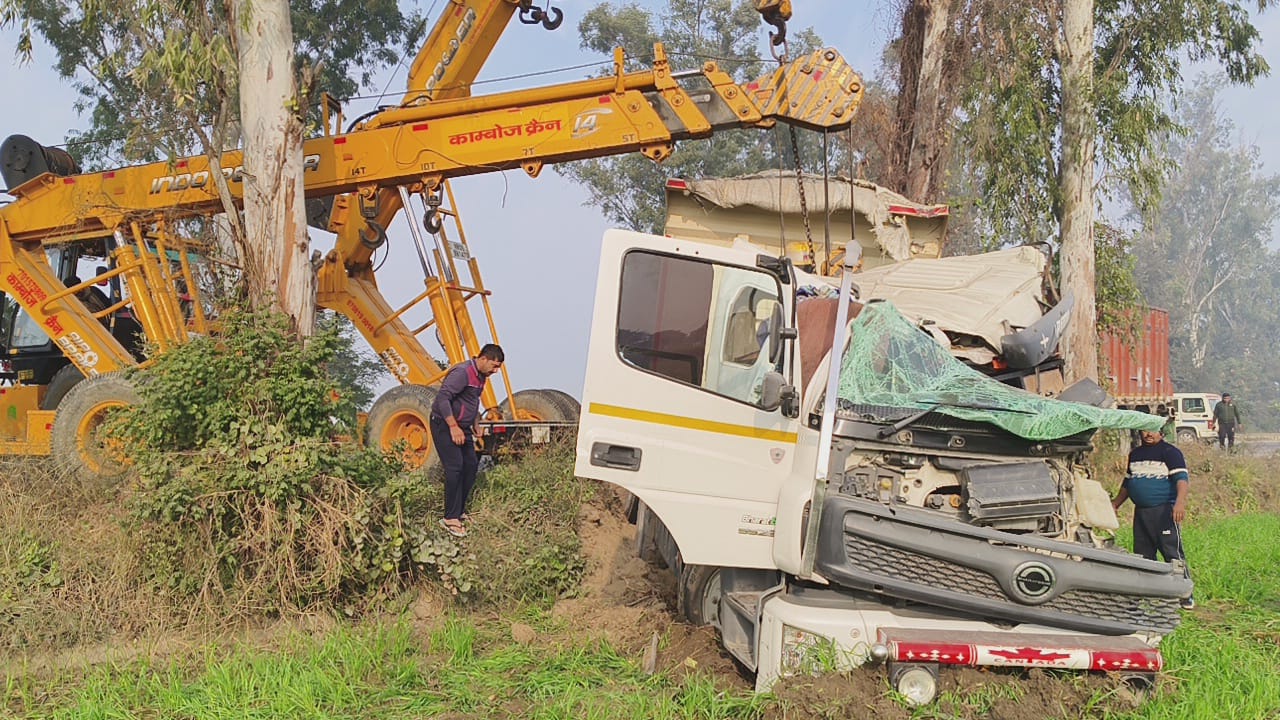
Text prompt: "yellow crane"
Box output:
[[0, 1, 863, 476]]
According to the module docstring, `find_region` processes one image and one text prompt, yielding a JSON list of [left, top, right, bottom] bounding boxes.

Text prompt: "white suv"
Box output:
[[1173, 392, 1221, 444]]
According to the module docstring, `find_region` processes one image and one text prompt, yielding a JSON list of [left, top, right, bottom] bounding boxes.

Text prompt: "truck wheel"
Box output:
[[365, 384, 439, 470], [499, 389, 577, 422], [533, 388, 581, 421], [1176, 428, 1198, 444], [41, 364, 85, 410], [50, 373, 139, 480], [678, 564, 723, 627]]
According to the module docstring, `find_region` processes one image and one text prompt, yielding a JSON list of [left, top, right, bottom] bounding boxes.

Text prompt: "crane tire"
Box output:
[[365, 384, 440, 471], [41, 364, 86, 410], [498, 388, 577, 423], [50, 372, 139, 481], [532, 388, 581, 421]]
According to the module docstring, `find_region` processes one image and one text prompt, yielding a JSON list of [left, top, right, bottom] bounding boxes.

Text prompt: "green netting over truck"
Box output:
[[837, 300, 1164, 440]]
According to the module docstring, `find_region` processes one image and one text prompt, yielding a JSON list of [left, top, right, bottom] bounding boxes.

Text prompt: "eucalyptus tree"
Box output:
[[1130, 77, 1280, 427], [560, 0, 828, 235], [884, 0, 1276, 382], [0, 0, 418, 332]]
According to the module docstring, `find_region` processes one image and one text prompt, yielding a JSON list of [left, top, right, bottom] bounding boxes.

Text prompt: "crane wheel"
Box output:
[[365, 384, 440, 470], [531, 388, 581, 421], [50, 373, 139, 481], [498, 388, 579, 422], [41, 364, 86, 410]]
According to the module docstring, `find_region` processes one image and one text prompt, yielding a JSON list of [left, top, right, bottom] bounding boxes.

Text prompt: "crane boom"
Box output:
[[2, 46, 862, 242]]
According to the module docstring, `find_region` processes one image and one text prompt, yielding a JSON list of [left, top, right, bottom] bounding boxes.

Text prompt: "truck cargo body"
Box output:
[[1100, 309, 1173, 411]]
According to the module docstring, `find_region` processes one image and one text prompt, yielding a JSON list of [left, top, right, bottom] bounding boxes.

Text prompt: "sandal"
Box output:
[[439, 518, 467, 538]]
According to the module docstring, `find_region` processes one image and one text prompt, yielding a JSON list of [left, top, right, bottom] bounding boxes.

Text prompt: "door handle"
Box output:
[[590, 442, 642, 471]]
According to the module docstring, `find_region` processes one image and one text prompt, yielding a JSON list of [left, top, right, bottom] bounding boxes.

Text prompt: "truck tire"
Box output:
[[50, 373, 139, 481], [533, 388, 581, 421], [678, 564, 723, 627], [499, 389, 577, 422], [41, 363, 85, 410], [365, 384, 440, 470], [1176, 428, 1198, 445]]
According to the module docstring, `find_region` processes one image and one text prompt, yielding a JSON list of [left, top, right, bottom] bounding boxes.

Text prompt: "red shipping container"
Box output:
[[1099, 308, 1174, 410]]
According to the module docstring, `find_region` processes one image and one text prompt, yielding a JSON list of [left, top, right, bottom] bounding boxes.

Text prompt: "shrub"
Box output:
[[112, 307, 475, 615]]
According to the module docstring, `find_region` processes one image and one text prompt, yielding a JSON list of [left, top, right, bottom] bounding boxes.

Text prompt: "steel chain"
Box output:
[[789, 125, 815, 269]]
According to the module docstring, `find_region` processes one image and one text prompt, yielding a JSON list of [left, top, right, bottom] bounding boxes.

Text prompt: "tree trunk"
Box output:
[[230, 0, 315, 335], [1058, 0, 1097, 383], [891, 0, 953, 203]]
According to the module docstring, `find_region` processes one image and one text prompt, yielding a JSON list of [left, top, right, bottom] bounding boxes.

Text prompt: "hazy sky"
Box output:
[[1, 0, 1275, 400]]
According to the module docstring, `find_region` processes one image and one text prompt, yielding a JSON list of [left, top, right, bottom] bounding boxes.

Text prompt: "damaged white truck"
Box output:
[[574, 229, 1193, 703]]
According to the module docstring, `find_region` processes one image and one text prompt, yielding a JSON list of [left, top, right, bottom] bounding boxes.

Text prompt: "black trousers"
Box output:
[[1218, 424, 1237, 449], [431, 420, 478, 521], [1133, 504, 1186, 565]]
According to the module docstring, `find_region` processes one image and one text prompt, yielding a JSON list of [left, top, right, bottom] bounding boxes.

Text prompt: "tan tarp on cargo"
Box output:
[[848, 246, 1051, 364], [663, 170, 947, 271]]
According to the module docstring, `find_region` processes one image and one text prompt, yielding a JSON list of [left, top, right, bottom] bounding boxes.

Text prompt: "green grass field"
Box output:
[[6, 511, 1278, 720]]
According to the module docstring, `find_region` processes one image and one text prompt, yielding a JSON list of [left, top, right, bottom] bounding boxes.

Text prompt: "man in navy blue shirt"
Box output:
[[1112, 428, 1194, 608], [431, 344, 504, 538]]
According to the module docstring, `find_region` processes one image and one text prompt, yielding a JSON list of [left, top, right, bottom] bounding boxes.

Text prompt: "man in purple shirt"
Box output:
[[431, 344, 504, 538]]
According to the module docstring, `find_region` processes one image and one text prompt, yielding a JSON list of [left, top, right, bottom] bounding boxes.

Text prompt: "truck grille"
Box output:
[[842, 535, 1181, 633]]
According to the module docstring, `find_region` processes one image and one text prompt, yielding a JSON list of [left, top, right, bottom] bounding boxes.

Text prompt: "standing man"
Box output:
[[431, 344, 504, 538], [1112, 428, 1194, 609], [1213, 392, 1243, 451]]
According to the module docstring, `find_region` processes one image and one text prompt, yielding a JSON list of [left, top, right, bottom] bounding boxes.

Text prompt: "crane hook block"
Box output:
[[519, 5, 542, 25]]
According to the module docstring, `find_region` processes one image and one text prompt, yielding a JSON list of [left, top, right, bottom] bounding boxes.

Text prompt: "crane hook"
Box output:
[[423, 191, 444, 234], [359, 220, 387, 249], [763, 9, 789, 61], [540, 5, 563, 30]]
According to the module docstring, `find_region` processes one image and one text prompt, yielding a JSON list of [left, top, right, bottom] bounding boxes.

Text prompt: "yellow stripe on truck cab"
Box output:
[[588, 403, 798, 444]]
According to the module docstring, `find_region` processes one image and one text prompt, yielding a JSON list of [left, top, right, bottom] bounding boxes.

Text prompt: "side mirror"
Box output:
[[760, 371, 797, 414], [767, 305, 796, 365]]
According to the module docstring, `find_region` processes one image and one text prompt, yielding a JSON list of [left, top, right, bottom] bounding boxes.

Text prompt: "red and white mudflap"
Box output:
[[756, 591, 1163, 704]]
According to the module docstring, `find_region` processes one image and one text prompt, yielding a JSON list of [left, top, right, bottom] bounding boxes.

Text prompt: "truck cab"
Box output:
[[1172, 392, 1221, 444], [576, 229, 1192, 699]]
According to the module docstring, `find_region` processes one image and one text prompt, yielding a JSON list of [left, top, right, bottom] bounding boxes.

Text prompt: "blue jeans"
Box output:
[[431, 419, 478, 521]]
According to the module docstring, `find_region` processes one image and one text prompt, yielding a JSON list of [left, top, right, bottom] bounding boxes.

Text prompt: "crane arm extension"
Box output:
[[400, 1, 561, 111], [0, 46, 862, 243]]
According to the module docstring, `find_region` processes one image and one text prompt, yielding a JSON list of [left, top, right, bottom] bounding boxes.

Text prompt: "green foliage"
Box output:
[[0, 0, 421, 167], [111, 307, 472, 613], [462, 441, 591, 608], [7, 619, 774, 719], [1094, 222, 1147, 345], [944, 0, 1276, 251], [0, 531, 63, 631], [318, 311, 390, 412], [563, 0, 838, 234]]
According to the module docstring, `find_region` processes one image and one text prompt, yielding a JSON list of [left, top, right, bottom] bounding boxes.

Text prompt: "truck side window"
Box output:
[[617, 251, 781, 407], [617, 251, 713, 385]]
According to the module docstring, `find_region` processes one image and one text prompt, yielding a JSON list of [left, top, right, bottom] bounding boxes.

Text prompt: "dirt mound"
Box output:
[[552, 488, 747, 687]]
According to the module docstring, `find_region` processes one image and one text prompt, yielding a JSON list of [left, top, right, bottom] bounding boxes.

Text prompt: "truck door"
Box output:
[[576, 229, 800, 569]]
